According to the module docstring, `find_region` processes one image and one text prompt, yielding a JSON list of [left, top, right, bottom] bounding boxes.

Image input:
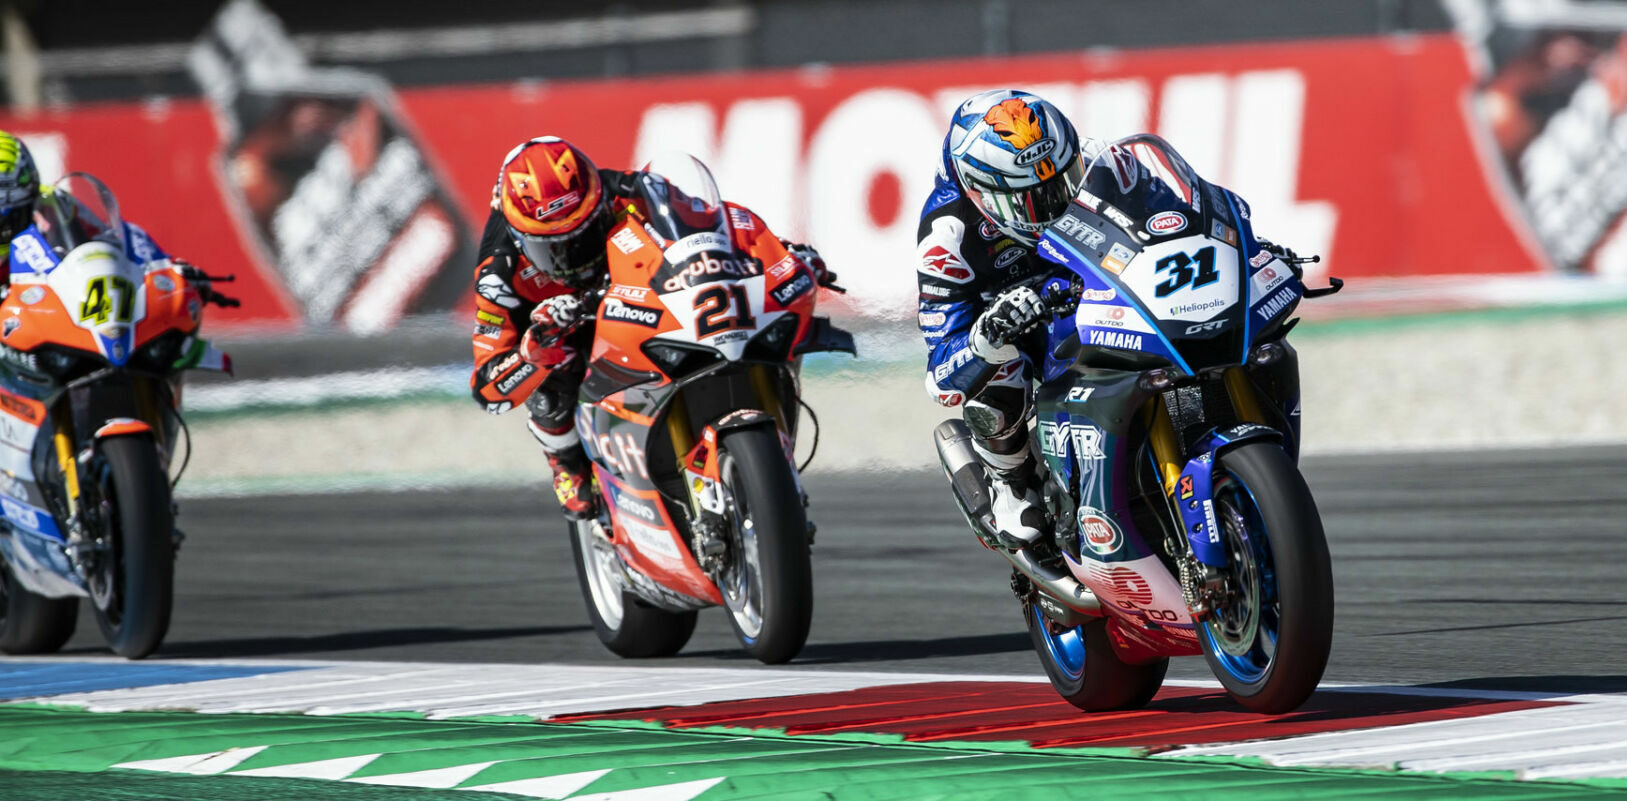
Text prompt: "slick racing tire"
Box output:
[[716, 426, 812, 665], [0, 564, 78, 654], [91, 435, 175, 660], [1026, 605, 1168, 711], [569, 519, 698, 658], [1199, 442, 1334, 714]]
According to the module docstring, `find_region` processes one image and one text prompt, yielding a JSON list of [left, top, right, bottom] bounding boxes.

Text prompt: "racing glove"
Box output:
[[782, 239, 837, 287], [970, 285, 1046, 365], [520, 295, 583, 368]]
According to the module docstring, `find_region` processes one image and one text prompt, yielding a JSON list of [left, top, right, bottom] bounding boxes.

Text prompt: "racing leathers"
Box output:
[[471, 170, 823, 519]]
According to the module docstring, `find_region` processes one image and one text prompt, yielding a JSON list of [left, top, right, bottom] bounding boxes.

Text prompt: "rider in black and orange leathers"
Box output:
[[470, 137, 828, 521]]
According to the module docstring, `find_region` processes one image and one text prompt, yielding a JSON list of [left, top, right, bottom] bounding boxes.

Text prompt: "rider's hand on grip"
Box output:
[[530, 295, 582, 335], [520, 324, 576, 368], [971, 285, 1045, 365]]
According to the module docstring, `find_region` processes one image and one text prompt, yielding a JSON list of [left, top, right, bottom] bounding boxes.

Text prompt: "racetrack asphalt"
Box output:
[[52, 444, 1627, 691]]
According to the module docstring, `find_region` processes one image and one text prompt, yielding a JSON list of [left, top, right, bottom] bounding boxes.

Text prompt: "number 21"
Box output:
[[693, 285, 755, 336]]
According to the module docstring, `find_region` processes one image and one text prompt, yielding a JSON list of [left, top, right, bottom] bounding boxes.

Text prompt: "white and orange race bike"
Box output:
[[0, 174, 235, 659], [567, 155, 854, 664]]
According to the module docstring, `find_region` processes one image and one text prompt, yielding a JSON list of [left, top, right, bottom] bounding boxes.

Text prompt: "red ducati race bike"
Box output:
[[0, 174, 236, 659], [567, 156, 852, 664]]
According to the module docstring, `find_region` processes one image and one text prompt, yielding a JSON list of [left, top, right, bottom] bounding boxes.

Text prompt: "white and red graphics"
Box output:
[[1072, 553, 1193, 628], [1077, 506, 1123, 556]]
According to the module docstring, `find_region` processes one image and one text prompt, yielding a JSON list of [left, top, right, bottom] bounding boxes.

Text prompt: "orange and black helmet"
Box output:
[[497, 137, 609, 284]]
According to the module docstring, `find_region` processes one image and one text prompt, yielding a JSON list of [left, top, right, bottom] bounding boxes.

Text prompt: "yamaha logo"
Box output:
[[1014, 139, 1057, 167]]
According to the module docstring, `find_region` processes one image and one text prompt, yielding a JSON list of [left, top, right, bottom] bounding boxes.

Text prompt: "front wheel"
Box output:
[[1199, 442, 1334, 714], [90, 435, 175, 659], [568, 519, 697, 658], [1025, 602, 1167, 711], [0, 565, 78, 654], [716, 426, 812, 664]]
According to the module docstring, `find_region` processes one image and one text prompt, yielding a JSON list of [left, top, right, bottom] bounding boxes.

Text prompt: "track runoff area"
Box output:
[[4, 449, 1627, 799]]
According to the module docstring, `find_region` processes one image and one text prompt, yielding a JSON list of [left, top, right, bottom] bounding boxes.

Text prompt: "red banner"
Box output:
[[0, 33, 1543, 331]]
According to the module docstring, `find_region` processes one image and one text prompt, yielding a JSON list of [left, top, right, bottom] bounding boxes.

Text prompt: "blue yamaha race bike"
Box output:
[[936, 135, 1341, 714]]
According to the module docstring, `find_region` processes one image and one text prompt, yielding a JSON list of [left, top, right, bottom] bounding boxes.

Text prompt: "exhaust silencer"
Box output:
[[933, 419, 1102, 617]]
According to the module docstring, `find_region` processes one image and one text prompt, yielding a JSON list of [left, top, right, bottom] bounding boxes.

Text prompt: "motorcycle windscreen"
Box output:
[[37, 173, 125, 257], [1080, 135, 1204, 237], [635, 153, 733, 257]]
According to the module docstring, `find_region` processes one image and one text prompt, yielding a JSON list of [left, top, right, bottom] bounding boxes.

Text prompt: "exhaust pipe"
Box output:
[[933, 419, 1102, 617]]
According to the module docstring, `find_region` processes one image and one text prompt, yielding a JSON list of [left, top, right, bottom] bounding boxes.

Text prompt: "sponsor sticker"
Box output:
[[978, 220, 1000, 240], [1087, 329, 1143, 350], [1251, 263, 1289, 299], [993, 245, 1025, 270], [18, 287, 44, 305], [1080, 287, 1115, 302], [601, 299, 662, 328], [1015, 138, 1057, 167], [918, 310, 947, 328], [662, 231, 730, 265], [1071, 424, 1104, 460], [728, 206, 755, 230], [1211, 220, 1238, 245], [1053, 215, 1107, 249], [1147, 211, 1187, 235], [766, 253, 800, 281], [610, 227, 643, 254], [1066, 387, 1095, 402], [1203, 499, 1220, 543], [476, 309, 505, 325], [770, 272, 814, 306], [1249, 249, 1274, 268], [495, 362, 536, 394], [919, 245, 973, 283], [1102, 205, 1136, 230], [1038, 239, 1067, 263], [1256, 286, 1296, 321], [1078, 507, 1124, 556], [151, 275, 175, 293], [609, 284, 651, 303]]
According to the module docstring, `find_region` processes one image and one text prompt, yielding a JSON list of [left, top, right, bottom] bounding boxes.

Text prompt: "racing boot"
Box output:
[[546, 449, 599, 521], [987, 457, 1049, 550]]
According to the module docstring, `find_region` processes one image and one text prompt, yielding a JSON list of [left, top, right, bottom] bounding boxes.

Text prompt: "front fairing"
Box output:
[[1036, 135, 1305, 379]]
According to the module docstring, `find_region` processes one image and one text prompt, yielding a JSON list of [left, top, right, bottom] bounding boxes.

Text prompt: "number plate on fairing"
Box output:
[[1117, 236, 1240, 323]]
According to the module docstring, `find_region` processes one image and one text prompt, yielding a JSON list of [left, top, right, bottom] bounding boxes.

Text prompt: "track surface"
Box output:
[[53, 446, 1627, 688]]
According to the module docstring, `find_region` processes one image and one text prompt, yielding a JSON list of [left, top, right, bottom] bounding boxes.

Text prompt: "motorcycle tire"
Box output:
[[568, 519, 697, 658], [716, 426, 812, 665], [1199, 441, 1333, 714], [0, 565, 78, 654], [91, 435, 174, 659], [1025, 604, 1168, 711]]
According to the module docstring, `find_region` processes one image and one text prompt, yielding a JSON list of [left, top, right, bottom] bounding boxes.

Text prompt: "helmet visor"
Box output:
[[514, 212, 608, 285], [965, 155, 1087, 236]]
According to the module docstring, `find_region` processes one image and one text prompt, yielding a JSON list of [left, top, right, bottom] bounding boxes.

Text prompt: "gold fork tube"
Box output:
[[1147, 399, 1183, 498], [1223, 367, 1266, 425]]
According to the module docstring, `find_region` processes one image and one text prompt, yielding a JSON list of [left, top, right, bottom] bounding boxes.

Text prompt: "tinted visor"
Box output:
[[514, 212, 610, 285], [967, 155, 1087, 235]]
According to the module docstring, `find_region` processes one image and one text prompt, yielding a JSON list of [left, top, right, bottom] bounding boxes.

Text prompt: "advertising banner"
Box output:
[[0, 30, 1549, 331]]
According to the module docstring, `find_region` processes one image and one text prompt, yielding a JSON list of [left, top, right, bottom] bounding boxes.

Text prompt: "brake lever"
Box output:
[[820, 280, 848, 294], [1302, 275, 1343, 299]]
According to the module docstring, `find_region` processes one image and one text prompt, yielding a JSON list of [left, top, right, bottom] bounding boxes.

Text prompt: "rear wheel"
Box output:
[[0, 565, 78, 654], [716, 426, 812, 665], [1199, 442, 1333, 714], [568, 519, 697, 658], [1025, 603, 1168, 711], [90, 436, 174, 659]]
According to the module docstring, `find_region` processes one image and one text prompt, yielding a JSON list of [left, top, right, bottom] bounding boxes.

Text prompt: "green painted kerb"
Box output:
[[3, 707, 1626, 800]]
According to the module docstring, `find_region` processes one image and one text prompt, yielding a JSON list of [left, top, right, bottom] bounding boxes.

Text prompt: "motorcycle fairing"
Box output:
[[1176, 423, 1285, 567], [596, 470, 720, 605]]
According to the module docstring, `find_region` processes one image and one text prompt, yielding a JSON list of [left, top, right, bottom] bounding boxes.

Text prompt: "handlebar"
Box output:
[[176, 263, 241, 308]]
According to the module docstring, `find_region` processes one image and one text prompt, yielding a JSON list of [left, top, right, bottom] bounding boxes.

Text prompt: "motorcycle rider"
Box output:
[[471, 137, 830, 520], [918, 90, 1294, 549], [0, 131, 177, 286], [0, 131, 39, 282]]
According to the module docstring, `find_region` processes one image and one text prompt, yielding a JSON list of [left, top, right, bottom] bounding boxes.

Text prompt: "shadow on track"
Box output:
[[61, 625, 591, 659], [683, 632, 1031, 665], [1416, 675, 1627, 696]]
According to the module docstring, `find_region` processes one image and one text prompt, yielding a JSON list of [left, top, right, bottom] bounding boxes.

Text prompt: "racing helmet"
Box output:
[[944, 90, 1086, 245], [0, 132, 39, 242], [498, 137, 609, 285]]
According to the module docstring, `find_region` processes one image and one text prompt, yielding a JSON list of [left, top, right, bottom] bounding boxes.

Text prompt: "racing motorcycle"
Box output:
[[936, 135, 1341, 714], [0, 173, 236, 659], [568, 154, 853, 664]]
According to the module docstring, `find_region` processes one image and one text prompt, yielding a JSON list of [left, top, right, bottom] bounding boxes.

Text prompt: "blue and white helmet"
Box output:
[[944, 89, 1086, 245]]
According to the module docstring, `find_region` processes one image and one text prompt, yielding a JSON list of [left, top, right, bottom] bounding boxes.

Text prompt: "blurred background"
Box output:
[[3, 0, 1624, 493]]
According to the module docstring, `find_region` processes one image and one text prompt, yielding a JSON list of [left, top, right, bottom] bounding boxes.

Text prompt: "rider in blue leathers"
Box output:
[[917, 90, 1297, 549]]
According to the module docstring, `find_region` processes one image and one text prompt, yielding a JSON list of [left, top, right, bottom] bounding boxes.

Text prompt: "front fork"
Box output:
[[668, 365, 806, 574], [1149, 366, 1279, 619]]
